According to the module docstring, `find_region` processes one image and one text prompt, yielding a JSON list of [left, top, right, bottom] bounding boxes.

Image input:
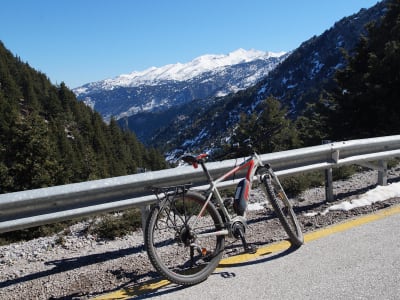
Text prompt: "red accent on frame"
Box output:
[[244, 180, 250, 201], [220, 159, 254, 181], [196, 153, 208, 160], [245, 160, 255, 181]]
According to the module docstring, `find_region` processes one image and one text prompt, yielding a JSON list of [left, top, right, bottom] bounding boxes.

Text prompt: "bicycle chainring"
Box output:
[[230, 216, 248, 239]]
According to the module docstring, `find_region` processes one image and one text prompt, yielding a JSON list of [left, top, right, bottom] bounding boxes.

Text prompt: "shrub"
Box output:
[[88, 209, 142, 240], [280, 171, 325, 197]]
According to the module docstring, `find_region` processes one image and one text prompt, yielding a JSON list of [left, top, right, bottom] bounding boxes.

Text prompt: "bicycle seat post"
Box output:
[[182, 154, 214, 183], [199, 159, 214, 183]]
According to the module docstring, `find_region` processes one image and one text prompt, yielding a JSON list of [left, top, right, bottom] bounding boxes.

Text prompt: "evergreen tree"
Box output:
[[7, 112, 59, 190], [295, 95, 334, 146], [234, 97, 300, 154], [330, 0, 400, 139]]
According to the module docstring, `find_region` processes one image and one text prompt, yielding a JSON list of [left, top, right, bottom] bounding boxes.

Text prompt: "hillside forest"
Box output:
[[233, 0, 400, 155], [0, 42, 166, 194]]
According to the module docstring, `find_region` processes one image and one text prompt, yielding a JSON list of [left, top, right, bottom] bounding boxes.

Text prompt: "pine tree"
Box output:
[[7, 112, 59, 190], [330, 0, 400, 139], [295, 95, 333, 146], [234, 97, 300, 154]]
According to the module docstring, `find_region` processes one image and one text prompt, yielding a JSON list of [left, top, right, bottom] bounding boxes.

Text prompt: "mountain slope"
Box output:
[[73, 49, 287, 121], [0, 41, 166, 194], [151, 1, 387, 157], [255, 3, 387, 115]]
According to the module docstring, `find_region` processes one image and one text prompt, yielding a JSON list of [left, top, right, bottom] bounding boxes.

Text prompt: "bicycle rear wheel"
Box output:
[[259, 170, 303, 246], [145, 190, 225, 285]]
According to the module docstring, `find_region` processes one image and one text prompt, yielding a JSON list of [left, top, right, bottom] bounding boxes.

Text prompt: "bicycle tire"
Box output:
[[260, 171, 304, 246], [145, 190, 225, 285]]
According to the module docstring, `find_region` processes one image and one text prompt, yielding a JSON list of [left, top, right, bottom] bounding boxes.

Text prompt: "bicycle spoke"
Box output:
[[145, 191, 225, 285]]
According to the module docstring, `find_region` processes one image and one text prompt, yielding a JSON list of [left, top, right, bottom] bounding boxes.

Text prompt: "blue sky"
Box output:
[[1, 0, 379, 88]]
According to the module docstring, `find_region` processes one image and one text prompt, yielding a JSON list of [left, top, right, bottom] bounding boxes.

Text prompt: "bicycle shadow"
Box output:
[[88, 277, 186, 300], [0, 242, 197, 300], [0, 233, 300, 299], [0, 244, 147, 289], [87, 244, 300, 299], [217, 242, 300, 269], [114, 242, 301, 299]]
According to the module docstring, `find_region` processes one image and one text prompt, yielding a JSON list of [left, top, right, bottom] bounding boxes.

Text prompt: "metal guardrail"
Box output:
[[1, 135, 400, 234]]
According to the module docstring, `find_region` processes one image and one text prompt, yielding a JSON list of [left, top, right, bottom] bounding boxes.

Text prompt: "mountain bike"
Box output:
[[144, 145, 303, 285]]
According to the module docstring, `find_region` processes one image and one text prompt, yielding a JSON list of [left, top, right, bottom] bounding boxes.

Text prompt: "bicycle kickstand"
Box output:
[[234, 226, 257, 254]]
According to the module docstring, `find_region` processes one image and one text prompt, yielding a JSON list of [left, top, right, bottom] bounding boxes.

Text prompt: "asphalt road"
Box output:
[[94, 206, 400, 300]]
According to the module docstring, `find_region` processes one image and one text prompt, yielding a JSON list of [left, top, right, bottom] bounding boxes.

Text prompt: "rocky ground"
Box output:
[[1, 166, 400, 300]]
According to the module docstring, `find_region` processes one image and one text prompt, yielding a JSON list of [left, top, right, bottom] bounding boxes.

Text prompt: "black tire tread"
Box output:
[[263, 176, 304, 246]]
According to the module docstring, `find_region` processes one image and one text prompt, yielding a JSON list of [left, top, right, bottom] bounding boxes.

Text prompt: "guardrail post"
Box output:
[[322, 140, 335, 202], [140, 205, 151, 235], [325, 168, 334, 202], [378, 160, 387, 186]]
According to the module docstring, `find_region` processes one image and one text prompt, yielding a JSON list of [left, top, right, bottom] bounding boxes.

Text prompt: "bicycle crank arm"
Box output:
[[195, 229, 229, 239]]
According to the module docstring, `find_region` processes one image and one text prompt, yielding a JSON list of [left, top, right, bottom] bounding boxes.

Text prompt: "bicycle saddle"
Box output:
[[181, 153, 208, 168]]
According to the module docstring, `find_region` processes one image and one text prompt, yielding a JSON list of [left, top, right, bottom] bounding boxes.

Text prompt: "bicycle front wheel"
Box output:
[[145, 191, 225, 285], [260, 171, 304, 247]]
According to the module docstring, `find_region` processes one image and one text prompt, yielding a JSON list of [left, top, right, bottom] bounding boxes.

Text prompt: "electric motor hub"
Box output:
[[230, 216, 248, 239]]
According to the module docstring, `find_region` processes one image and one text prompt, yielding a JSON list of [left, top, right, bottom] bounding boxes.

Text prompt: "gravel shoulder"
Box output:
[[1, 166, 400, 300]]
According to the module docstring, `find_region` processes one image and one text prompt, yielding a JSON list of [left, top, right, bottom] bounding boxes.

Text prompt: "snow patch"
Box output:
[[304, 182, 400, 216], [182, 128, 209, 147], [83, 97, 95, 109]]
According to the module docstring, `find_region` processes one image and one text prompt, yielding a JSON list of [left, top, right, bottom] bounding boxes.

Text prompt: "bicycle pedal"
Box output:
[[244, 244, 257, 254]]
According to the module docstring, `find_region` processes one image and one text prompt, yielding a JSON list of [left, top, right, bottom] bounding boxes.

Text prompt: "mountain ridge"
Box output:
[[73, 49, 287, 121], [74, 48, 286, 92], [150, 1, 387, 158]]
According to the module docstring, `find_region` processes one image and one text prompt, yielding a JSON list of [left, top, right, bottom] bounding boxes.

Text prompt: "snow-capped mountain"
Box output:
[[73, 49, 287, 121], [151, 0, 386, 157], [75, 49, 284, 91]]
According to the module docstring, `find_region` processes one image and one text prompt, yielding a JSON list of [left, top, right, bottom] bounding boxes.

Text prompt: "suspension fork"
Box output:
[[258, 163, 288, 202]]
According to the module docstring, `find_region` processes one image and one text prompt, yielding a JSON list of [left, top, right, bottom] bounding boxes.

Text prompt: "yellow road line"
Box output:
[[92, 279, 171, 300], [304, 204, 400, 243], [92, 205, 400, 300]]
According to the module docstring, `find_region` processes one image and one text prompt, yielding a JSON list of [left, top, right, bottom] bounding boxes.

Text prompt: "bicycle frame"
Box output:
[[190, 152, 266, 238], [146, 150, 303, 286]]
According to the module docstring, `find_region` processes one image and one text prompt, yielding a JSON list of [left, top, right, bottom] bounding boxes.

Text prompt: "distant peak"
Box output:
[[75, 49, 286, 92], [189, 48, 285, 68]]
